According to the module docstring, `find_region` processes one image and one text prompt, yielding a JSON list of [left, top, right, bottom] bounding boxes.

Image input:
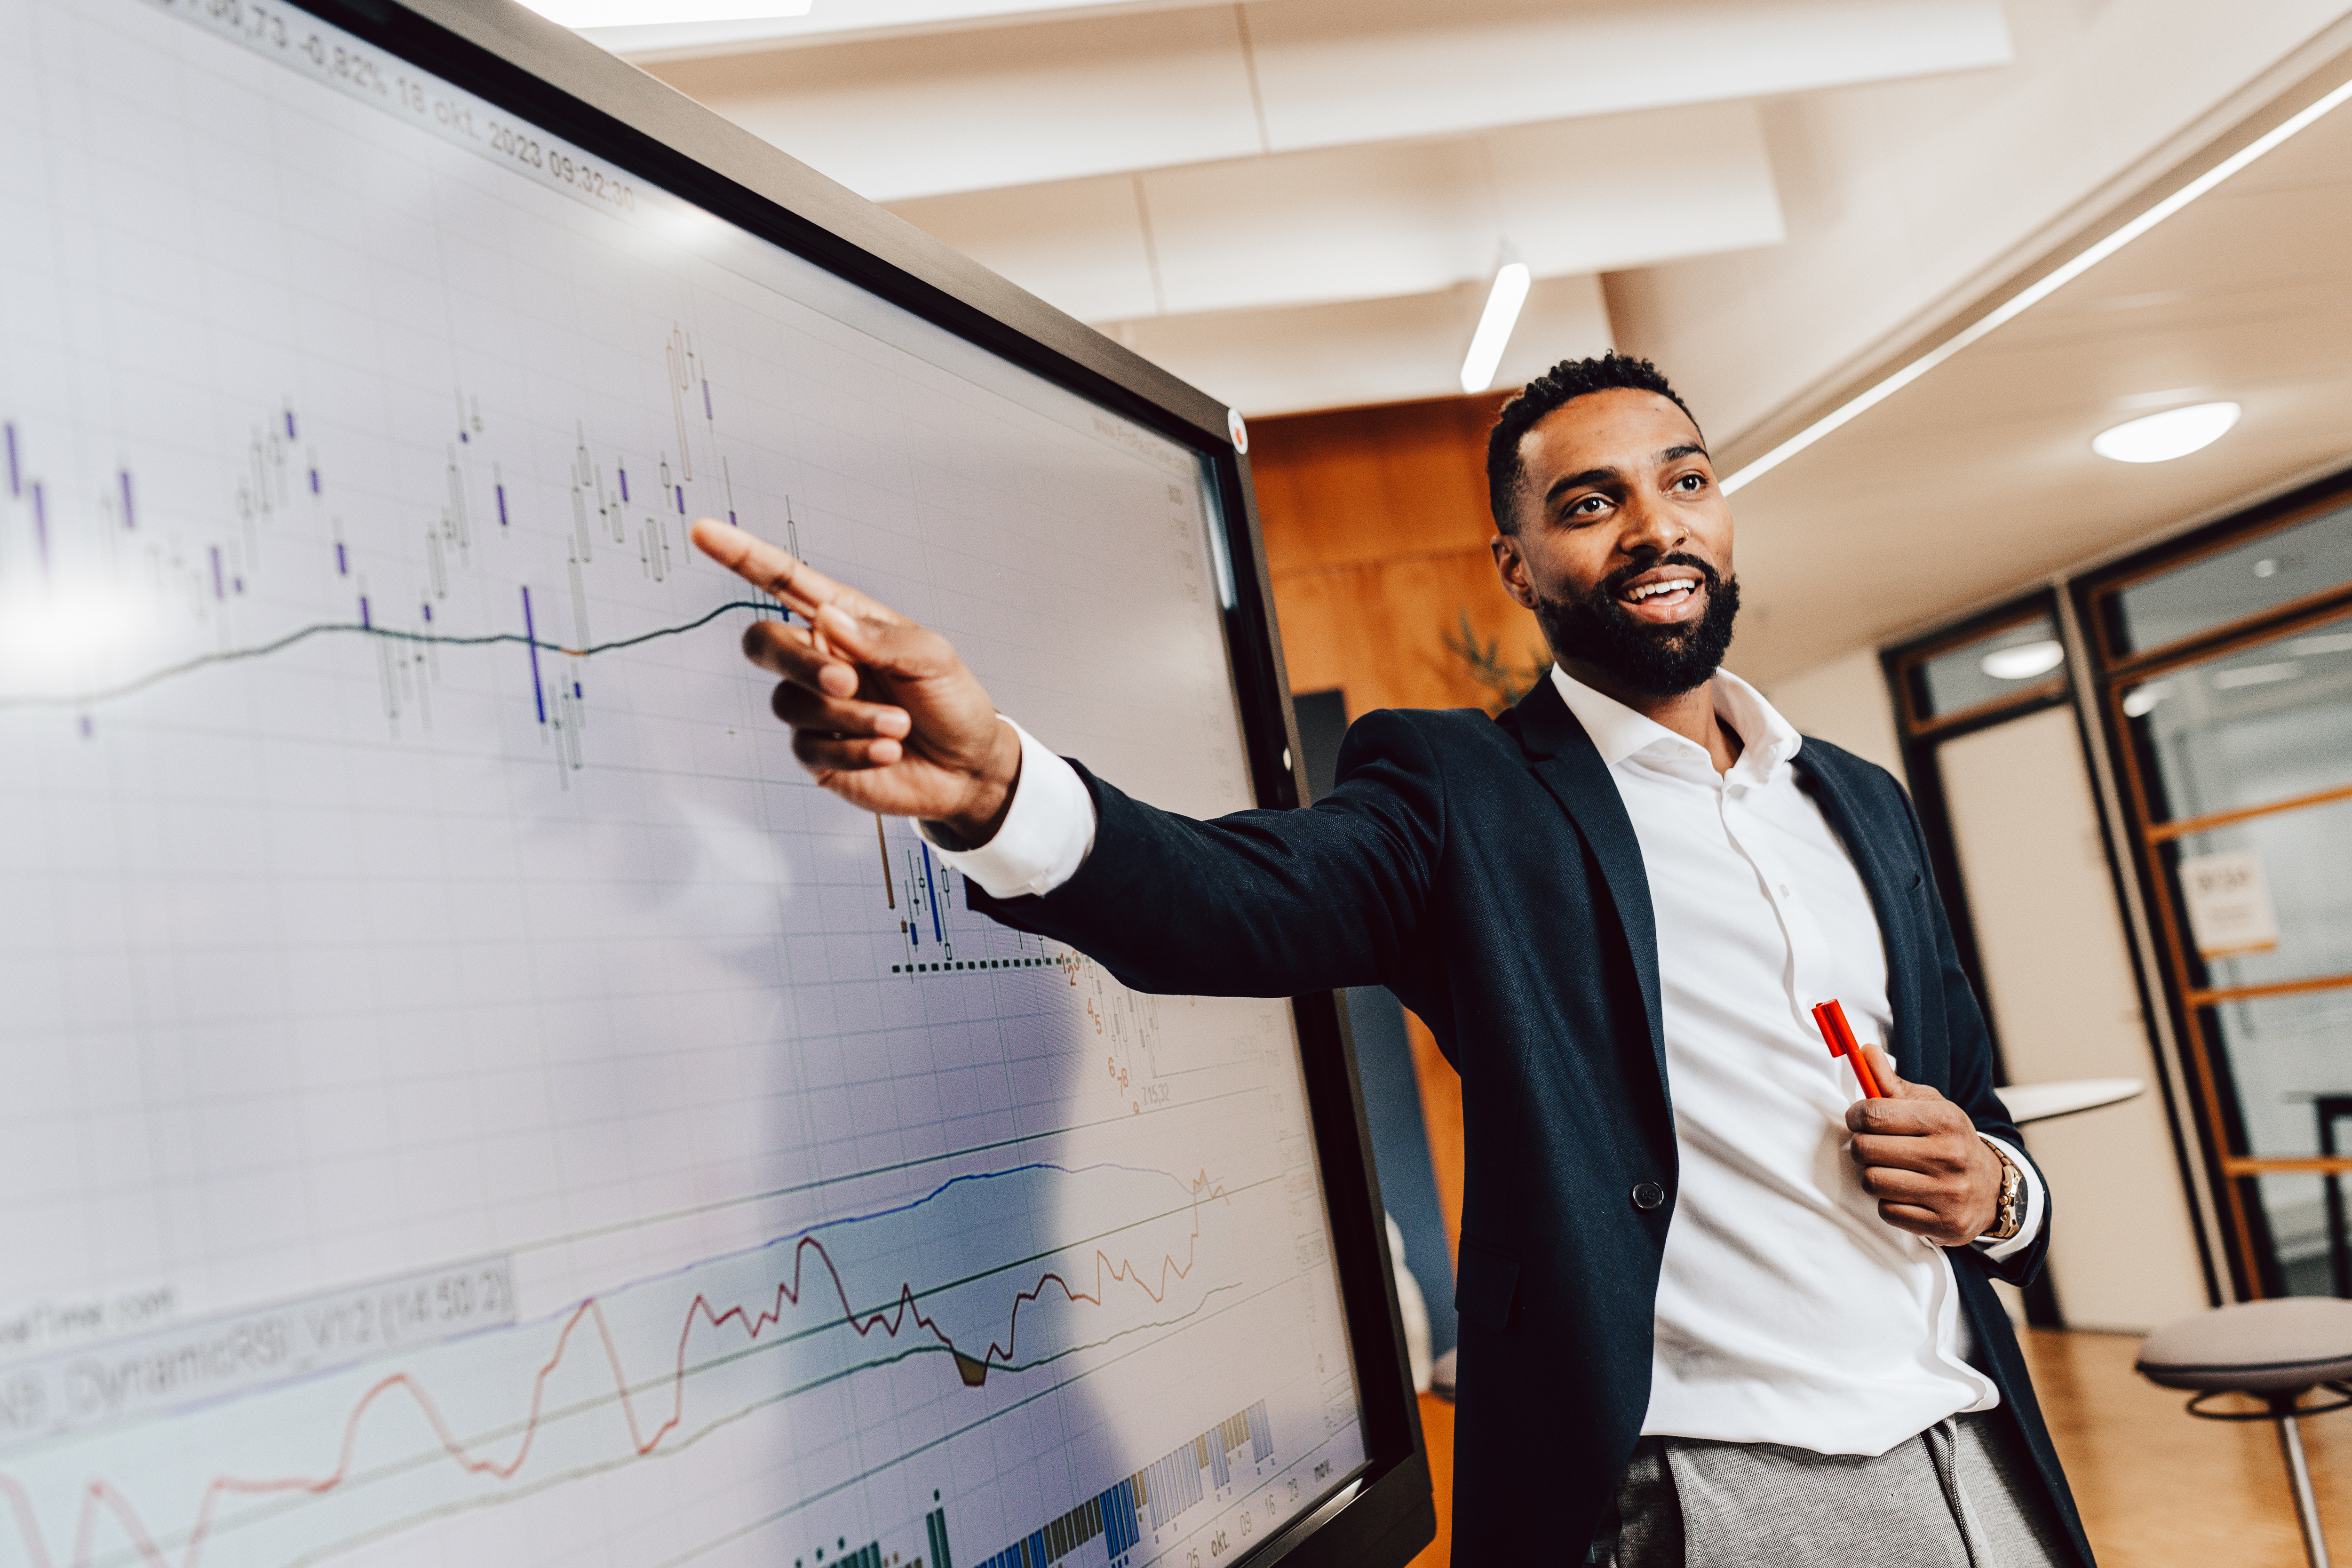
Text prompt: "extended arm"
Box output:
[[693, 519, 1445, 998], [965, 717, 1444, 997]]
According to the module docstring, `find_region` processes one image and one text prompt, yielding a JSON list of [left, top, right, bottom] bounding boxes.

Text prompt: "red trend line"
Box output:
[[0, 1175, 1227, 1568]]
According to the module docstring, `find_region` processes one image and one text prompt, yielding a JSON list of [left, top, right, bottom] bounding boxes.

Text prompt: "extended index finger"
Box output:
[[689, 518, 903, 625]]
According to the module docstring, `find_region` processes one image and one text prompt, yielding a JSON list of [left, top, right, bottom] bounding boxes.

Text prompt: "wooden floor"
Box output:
[[2022, 1327, 2351, 1567], [1404, 1329, 2352, 1567]]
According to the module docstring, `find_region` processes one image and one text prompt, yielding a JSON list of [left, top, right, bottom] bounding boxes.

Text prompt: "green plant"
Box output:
[[1442, 607, 1550, 715]]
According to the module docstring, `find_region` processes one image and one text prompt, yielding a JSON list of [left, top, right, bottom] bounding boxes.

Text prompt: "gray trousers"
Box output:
[[1594, 1412, 2073, 1568]]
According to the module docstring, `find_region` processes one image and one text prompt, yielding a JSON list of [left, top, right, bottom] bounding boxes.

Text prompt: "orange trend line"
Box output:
[[0, 1176, 1227, 1568]]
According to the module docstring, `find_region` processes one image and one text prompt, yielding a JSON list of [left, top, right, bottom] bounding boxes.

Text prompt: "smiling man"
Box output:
[[691, 354, 2092, 1568]]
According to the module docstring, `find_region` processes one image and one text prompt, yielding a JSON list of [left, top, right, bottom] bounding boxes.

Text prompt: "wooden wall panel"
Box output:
[[1252, 394, 1534, 1568], [1250, 393, 1542, 1333], [1251, 391, 1547, 719], [1271, 552, 1546, 715], [1250, 396, 1504, 576]]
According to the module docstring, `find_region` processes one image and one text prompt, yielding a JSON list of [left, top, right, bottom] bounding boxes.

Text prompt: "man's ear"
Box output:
[[1491, 533, 1538, 611]]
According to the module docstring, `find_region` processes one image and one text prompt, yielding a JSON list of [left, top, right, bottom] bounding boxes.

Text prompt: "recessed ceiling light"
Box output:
[[519, 0, 810, 25], [1459, 263, 1531, 395], [2091, 401, 2241, 463], [1980, 640, 2065, 681]]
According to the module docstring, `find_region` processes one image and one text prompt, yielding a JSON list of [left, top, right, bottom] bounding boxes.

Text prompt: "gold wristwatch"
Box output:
[[1981, 1141, 2025, 1242]]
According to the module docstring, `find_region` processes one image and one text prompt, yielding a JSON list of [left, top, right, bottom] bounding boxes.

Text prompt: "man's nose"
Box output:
[[1618, 488, 1686, 555]]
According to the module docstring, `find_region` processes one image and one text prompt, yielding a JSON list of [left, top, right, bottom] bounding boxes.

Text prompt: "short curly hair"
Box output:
[[1485, 353, 1702, 533]]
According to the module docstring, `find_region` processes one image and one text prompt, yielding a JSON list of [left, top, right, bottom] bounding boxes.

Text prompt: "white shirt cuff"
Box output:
[[916, 718, 1097, 899], [1973, 1134, 2047, 1262]]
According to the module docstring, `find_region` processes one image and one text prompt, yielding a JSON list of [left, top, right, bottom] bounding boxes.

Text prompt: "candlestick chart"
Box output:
[[0, 3, 1367, 1568]]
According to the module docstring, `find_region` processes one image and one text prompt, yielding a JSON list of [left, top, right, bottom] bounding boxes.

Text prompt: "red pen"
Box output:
[[1812, 999, 1886, 1098]]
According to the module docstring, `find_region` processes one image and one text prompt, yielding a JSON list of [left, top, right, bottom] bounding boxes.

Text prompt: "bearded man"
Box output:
[[691, 354, 2093, 1568]]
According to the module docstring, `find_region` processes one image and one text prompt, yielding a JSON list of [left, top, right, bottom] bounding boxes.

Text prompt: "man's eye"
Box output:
[[1674, 472, 1705, 491]]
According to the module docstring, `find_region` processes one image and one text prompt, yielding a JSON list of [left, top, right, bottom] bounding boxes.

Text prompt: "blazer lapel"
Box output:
[[1794, 748, 1934, 1066], [1503, 678, 1668, 1095]]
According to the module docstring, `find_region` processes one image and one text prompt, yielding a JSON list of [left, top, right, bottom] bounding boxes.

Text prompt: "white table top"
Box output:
[[1997, 1077, 2145, 1124]]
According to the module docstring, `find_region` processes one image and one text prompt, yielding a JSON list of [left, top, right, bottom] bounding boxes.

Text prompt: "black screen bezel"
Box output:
[[232, 1, 1437, 1562]]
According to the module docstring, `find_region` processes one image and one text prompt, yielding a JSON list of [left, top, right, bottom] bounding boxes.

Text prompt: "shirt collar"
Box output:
[[1547, 663, 1804, 781]]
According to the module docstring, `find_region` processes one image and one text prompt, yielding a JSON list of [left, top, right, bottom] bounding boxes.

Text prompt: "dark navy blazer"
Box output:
[[971, 676, 2092, 1567]]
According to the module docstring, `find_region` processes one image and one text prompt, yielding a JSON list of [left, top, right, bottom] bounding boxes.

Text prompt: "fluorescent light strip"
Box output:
[[1718, 74, 2352, 495], [1460, 263, 1532, 395]]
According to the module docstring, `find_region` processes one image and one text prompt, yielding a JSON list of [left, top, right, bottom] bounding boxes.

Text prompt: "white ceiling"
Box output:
[[889, 101, 1784, 322], [597, 0, 2352, 686], [1724, 70, 2352, 681], [579, 0, 1226, 58], [627, 0, 2011, 411]]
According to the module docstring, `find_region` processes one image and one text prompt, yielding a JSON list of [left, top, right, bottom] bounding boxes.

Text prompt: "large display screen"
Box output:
[[0, 3, 1373, 1565]]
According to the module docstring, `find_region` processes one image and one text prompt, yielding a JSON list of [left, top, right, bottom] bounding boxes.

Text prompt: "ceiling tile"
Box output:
[[641, 0, 2007, 204], [1106, 273, 1613, 415], [645, 6, 1263, 202], [1241, 0, 2011, 153], [891, 103, 1782, 321], [1486, 103, 1787, 275], [889, 175, 1160, 322], [580, 0, 1231, 59]]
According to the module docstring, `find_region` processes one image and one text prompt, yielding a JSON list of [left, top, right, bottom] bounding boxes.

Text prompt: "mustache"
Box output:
[[1598, 551, 1724, 602]]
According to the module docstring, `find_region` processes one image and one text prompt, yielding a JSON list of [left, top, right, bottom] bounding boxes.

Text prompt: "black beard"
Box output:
[[1530, 553, 1740, 697]]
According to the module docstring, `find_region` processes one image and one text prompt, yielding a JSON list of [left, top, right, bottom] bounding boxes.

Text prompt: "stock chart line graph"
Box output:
[[0, 317, 778, 746], [0, 598, 780, 713], [0, 1165, 1236, 1568]]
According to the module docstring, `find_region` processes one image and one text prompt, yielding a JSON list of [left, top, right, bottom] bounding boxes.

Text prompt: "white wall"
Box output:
[[1939, 707, 2209, 1333], [1759, 644, 1906, 783]]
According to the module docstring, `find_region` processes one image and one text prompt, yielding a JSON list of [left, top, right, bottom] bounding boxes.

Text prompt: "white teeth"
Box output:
[[1628, 579, 1695, 601]]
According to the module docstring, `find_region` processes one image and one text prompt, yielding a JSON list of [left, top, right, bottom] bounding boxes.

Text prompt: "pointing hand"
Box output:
[[691, 518, 1022, 845]]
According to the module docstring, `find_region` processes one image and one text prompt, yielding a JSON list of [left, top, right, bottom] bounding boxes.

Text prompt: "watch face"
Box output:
[[1997, 1166, 2023, 1237]]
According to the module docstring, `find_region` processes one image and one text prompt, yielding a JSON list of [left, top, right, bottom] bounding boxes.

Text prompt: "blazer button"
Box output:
[[1631, 1181, 1666, 1212]]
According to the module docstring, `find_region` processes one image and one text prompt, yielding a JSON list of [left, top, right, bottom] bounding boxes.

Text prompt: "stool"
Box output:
[[2138, 1298, 2352, 1568]]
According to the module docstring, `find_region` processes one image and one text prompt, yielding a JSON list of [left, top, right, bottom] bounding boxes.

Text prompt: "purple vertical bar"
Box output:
[[335, 541, 348, 575], [5, 423, 18, 496], [359, 595, 372, 628], [31, 482, 47, 571], [495, 484, 509, 525], [233, 577, 245, 594], [618, 467, 629, 502], [921, 842, 944, 944], [284, 411, 296, 439], [209, 546, 224, 599], [119, 470, 135, 529], [728, 511, 738, 525], [702, 380, 712, 420], [310, 469, 320, 494], [522, 586, 547, 724], [572, 680, 582, 698], [421, 603, 433, 622], [675, 486, 684, 515]]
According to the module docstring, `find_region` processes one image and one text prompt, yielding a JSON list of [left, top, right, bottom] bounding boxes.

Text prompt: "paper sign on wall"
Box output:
[[2177, 850, 2280, 958]]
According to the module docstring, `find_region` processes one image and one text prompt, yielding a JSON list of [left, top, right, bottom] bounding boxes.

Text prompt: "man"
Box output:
[[689, 355, 2092, 1568]]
